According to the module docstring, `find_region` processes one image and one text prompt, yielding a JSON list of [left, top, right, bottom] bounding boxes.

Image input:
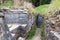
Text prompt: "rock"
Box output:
[[18, 37, 25, 40], [55, 22, 60, 32], [57, 15, 60, 20], [49, 31, 60, 40], [44, 9, 60, 40]]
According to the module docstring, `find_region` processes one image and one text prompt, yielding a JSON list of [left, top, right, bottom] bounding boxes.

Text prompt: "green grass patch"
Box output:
[[26, 25, 37, 40], [2, 1, 13, 6], [34, 4, 49, 14], [40, 22, 44, 40], [52, 0, 60, 9]]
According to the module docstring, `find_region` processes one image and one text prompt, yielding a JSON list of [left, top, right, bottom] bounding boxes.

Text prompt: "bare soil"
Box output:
[[31, 28, 41, 40]]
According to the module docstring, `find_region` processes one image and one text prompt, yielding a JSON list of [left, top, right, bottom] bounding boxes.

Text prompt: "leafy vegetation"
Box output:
[[51, 0, 60, 9], [26, 25, 37, 40], [40, 0, 51, 5], [34, 4, 49, 15], [1, 0, 60, 40], [1, 1, 13, 6], [1, 0, 51, 7], [44, 0, 60, 17], [29, 0, 51, 7], [34, 0, 60, 40], [34, 0, 60, 16]]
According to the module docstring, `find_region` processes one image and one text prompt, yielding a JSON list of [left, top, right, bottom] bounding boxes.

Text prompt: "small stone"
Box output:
[[18, 37, 25, 40]]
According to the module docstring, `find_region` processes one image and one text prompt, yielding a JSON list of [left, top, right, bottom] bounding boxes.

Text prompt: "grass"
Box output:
[[26, 25, 37, 40], [52, 0, 60, 9], [34, 0, 60, 40], [40, 23, 44, 40], [26, 22, 44, 40], [2, 1, 13, 6], [44, 0, 60, 17], [31, 4, 46, 40], [34, 4, 49, 14], [34, 0, 60, 16]]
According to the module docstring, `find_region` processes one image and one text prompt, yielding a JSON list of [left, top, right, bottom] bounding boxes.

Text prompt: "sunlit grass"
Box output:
[[34, 4, 49, 14], [52, 0, 60, 9], [2, 1, 13, 6]]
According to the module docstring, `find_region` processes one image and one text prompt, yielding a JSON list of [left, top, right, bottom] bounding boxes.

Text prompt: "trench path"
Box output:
[[31, 28, 41, 40]]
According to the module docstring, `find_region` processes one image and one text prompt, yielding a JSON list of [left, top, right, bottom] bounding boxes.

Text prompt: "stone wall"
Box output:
[[44, 9, 60, 40]]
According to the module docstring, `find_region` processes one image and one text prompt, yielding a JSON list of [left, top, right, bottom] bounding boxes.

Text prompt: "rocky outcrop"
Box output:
[[44, 9, 60, 40]]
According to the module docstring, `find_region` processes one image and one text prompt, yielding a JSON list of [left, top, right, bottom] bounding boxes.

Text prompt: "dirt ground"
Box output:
[[31, 28, 41, 40]]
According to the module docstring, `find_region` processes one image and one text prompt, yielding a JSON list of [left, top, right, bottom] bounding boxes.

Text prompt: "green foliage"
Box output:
[[52, 0, 60, 9], [29, 0, 51, 7], [34, 4, 49, 15], [2, 0, 13, 6], [40, 0, 51, 5], [31, 0, 40, 7], [26, 25, 37, 40]]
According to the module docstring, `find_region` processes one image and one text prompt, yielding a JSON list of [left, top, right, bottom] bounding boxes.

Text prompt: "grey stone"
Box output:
[[44, 9, 60, 40]]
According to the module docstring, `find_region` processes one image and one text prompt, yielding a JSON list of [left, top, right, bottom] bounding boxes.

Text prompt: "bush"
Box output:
[[29, 0, 51, 7]]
